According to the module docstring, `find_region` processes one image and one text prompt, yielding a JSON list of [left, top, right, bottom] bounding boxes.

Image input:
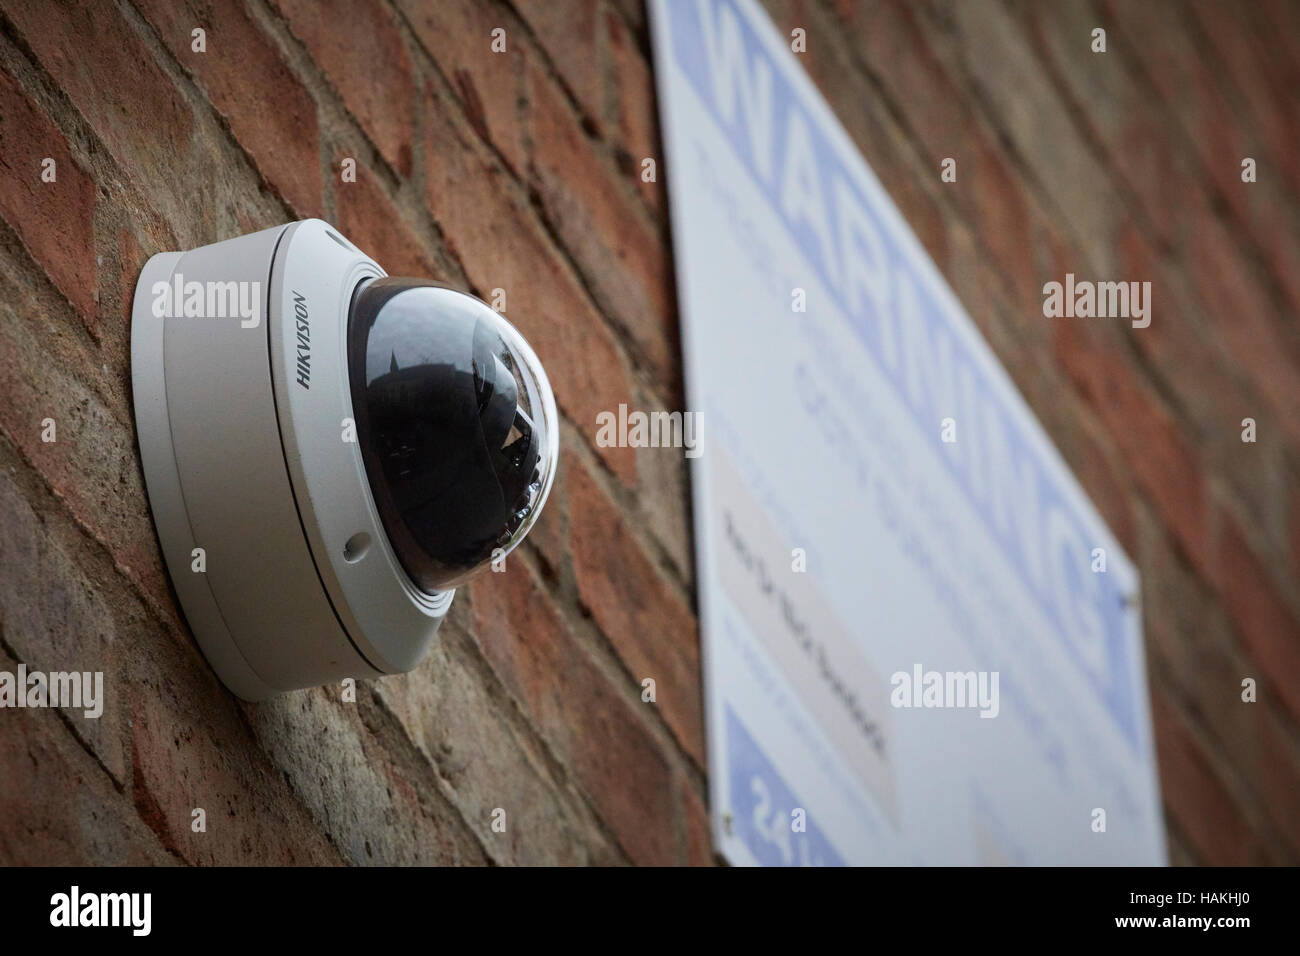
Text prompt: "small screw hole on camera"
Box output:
[[343, 532, 371, 563]]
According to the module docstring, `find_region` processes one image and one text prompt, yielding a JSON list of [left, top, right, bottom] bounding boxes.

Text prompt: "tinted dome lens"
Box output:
[[348, 278, 558, 592]]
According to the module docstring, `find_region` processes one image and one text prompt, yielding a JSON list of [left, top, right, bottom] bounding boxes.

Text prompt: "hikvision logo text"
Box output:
[[293, 290, 311, 389]]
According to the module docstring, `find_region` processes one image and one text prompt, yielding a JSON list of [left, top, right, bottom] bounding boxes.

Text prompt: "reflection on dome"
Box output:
[[348, 278, 556, 592]]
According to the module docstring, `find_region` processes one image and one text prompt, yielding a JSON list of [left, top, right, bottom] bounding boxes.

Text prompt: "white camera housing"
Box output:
[[131, 219, 558, 699]]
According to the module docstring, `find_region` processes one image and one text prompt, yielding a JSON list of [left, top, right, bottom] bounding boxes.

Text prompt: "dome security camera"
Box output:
[[130, 219, 559, 699]]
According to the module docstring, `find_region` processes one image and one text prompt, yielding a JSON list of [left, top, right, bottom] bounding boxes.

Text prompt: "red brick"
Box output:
[[1115, 109, 1186, 254], [760, 0, 808, 41], [1247, 193, 1300, 324], [1189, 214, 1300, 444], [609, 0, 648, 38], [1112, 221, 1288, 545], [1150, 689, 1261, 865], [607, 8, 662, 219], [1075, 2, 1300, 325], [1095, 5, 1197, 147], [527, 55, 680, 396], [0, 297, 176, 621], [1213, 514, 1300, 725], [1070, 412, 1137, 560], [1292, 482, 1300, 582], [885, 150, 951, 283], [255, 685, 493, 864], [516, 0, 605, 133], [1104, 0, 1299, 232], [370, 626, 613, 865], [470, 560, 680, 864], [1188, 0, 1299, 203], [1257, 706, 1300, 855], [1191, 72, 1252, 221], [630, 426, 695, 586], [681, 775, 713, 866], [567, 456, 704, 764], [0, 0, 193, 217], [930, 1, 1120, 255], [396, 0, 527, 175], [0, 471, 126, 786], [0, 693, 169, 865], [273, 0, 414, 176], [844, 0, 974, 167], [1116, 220, 1249, 430], [1009, 0, 1300, 349], [423, 80, 636, 482], [335, 160, 435, 278], [967, 134, 1036, 317], [1254, 2, 1300, 139], [0, 66, 97, 328], [129, 685, 342, 865], [1054, 320, 1210, 577], [1140, 512, 1260, 781], [136, 0, 323, 217]]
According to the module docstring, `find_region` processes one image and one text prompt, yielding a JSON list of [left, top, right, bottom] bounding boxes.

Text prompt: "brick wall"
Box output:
[[0, 0, 1294, 866]]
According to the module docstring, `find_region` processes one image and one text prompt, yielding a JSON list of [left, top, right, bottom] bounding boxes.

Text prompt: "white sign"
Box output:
[[650, 0, 1165, 865]]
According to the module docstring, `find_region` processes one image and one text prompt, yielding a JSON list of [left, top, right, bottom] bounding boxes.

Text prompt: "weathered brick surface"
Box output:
[[0, 654, 172, 867], [1054, 317, 1211, 576], [469, 560, 680, 864], [0, 468, 125, 787], [1213, 515, 1300, 725], [396, 0, 528, 175], [516, 0, 606, 134], [1149, 687, 1272, 866], [1257, 706, 1300, 855], [526, 53, 681, 399], [0, 0, 1295, 867], [680, 771, 712, 867], [0, 66, 96, 327], [607, 8, 663, 217], [129, 684, 346, 866], [567, 456, 704, 765], [334, 158, 437, 279], [1, 0, 197, 226], [0, 264, 177, 625], [135, 0, 324, 218], [274, 0, 415, 177]]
